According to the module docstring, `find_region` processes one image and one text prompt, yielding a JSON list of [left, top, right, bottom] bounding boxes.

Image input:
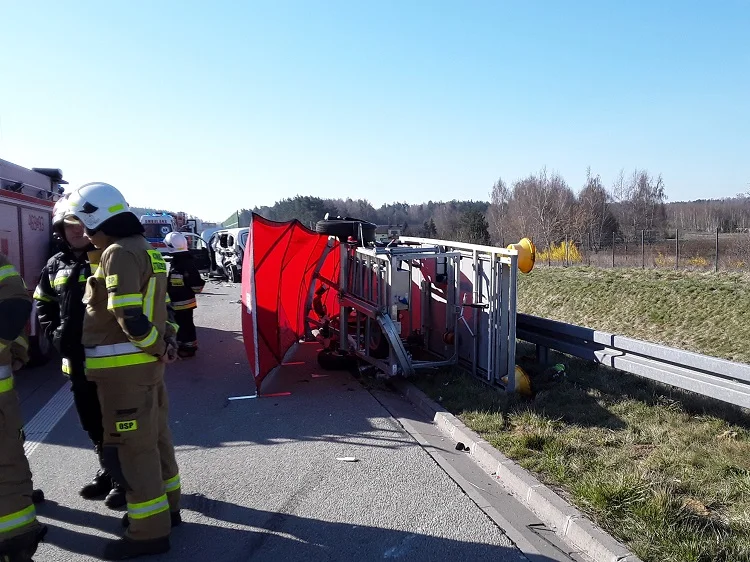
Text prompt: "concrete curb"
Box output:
[[395, 380, 643, 562]]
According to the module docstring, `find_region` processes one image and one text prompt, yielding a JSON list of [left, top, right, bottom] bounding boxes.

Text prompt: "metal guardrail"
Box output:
[[516, 313, 750, 410]]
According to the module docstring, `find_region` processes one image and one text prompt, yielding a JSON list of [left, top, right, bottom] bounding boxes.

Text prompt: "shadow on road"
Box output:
[[38, 493, 554, 562]]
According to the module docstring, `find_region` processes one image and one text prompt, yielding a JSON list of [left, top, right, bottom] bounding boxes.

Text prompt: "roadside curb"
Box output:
[[394, 379, 643, 562]]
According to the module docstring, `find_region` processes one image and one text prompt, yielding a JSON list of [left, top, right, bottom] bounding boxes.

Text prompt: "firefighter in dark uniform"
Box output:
[[0, 253, 47, 562], [163, 232, 205, 358], [67, 182, 181, 560], [33, 195, 125, 509]]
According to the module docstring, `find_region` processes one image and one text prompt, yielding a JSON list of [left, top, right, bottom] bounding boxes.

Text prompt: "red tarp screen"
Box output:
[[241, 214, 340, 392]]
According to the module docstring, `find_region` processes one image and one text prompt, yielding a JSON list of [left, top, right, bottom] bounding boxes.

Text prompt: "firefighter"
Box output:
[[33, 195, 126, 509], [67, 183, 181, 560], [0, 252, 48, 562], [163, 232, 205, 358]]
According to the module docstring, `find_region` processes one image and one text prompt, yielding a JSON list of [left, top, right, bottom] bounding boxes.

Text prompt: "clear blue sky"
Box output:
[[1, 1, 748, 221]]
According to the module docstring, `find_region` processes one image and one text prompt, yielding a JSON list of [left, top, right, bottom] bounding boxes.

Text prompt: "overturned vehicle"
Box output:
[[239, 213, 536, 395]]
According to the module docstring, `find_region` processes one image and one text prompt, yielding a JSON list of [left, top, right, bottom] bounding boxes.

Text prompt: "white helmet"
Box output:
[[164, 232, 188, 253], [67, 182, 131, 230], [52, 194, 72, 226]]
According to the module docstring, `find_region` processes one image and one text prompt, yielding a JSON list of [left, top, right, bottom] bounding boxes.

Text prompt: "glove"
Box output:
[[51, 324, 65, 354]]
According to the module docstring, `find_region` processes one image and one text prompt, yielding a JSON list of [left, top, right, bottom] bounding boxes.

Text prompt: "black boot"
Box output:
[[80, 469, 113, 499], [122, 511, 181, 528], [105, 484, 127, 509], [0, 524, 48, 562], [31, 489, 45, 504], [102, 536, 170, 560]]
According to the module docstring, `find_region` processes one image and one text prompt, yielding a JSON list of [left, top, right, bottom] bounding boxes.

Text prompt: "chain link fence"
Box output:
[[536, 229, 750, 271]]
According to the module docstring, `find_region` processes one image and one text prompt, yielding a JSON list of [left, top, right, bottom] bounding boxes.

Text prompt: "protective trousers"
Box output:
[[69, 362, 105, 448], [98, 367, 180, 542], [174, 309, 197, 351], [0, 385, 42, 547]]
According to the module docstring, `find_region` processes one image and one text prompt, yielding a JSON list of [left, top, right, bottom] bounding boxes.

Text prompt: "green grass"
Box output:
[[410, 345, 750, 562], [517, 267, 750, 363]]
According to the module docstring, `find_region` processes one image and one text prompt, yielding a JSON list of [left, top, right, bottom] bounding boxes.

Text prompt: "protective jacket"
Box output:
[[0, 254, 31, 383], [82, 235, 176, 382], [33, 248, 91, 374], [166, 252, 204, 311]]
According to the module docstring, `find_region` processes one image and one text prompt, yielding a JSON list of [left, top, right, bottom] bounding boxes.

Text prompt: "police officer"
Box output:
[[67, 183, 181, 560], [163, 232, 205, 357], [0, 252, 47, 562], [34, 195, 126, 509]]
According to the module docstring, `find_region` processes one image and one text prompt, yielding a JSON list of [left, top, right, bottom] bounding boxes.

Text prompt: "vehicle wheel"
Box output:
[[315, 219, 377, 244], [368, 319, 390, 359], [228, 265, 241, 283]]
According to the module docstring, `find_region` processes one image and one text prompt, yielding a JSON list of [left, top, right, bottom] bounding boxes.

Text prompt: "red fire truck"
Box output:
[[0, 158, 66, 365]]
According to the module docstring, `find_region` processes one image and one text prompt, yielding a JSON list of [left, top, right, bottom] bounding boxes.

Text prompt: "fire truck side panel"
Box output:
[[20, 206, 52, 288], [0, 202, 22, 272]]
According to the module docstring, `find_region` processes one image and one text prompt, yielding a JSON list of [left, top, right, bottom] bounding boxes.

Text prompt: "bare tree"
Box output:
[[507, 168, 574, 250], [488, 177, 510, 245], [573, 168, 617, 249], [612, 169, 667, 239]]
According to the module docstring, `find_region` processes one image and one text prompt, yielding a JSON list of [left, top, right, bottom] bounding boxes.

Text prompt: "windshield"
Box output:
[[143, 223, 173, 239], [240, 231, 249, 248]]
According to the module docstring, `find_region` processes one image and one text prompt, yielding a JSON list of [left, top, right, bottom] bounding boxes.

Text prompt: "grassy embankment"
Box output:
[[411, 267, 750, 562]]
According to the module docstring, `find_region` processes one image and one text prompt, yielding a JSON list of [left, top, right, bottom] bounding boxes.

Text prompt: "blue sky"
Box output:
[[1, 1, 748, 221]]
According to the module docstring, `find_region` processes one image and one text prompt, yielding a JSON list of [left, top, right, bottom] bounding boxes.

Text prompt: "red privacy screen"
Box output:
[[241, 214, 340, 392]]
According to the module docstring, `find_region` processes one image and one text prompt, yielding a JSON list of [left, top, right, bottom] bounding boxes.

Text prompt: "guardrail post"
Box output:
[[536, 344, 549, 365]]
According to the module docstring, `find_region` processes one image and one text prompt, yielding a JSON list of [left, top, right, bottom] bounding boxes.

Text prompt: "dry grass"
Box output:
[[411, 348, 750, 562], [516, 266, 750, 363]]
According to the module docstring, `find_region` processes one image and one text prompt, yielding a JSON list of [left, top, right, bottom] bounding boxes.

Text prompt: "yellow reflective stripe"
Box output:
[[94, 265, 104, 279], [144, 277, 157, 322], [107, 293, 144, 310], [85, 353, 158, 370], [106, 274, 118, 289], [133, 326, 159, 349], [0, 377, 14, 394], [0, 504, 35, 533], [33, 287, 55, 302], [14, 336, 28, 350], [171, 279, 185, 287], [167, 321, 179, 333], [173, 299, 196, 311], [165, 294, 172, 305], [164, 474, 181, 493], [127, 494, 169, 520], [0, 265, 20, 282], [192, 286, 204, 294], [52, 275, 70, 287], [79, 274, 87, 282], [62, 358, 72, 375]]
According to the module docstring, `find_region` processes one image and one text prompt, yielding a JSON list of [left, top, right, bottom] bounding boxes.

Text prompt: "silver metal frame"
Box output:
[[327, 237, 526, 392]]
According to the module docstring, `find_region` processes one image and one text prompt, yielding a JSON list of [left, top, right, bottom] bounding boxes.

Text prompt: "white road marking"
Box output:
[[23, 383, 74, 457]]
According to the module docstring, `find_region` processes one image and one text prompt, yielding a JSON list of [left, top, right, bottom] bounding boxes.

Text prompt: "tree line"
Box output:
[[226, 168, 750, 248]]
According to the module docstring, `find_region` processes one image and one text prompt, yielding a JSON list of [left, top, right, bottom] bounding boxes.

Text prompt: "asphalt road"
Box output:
[[16, 281, 582, 562]]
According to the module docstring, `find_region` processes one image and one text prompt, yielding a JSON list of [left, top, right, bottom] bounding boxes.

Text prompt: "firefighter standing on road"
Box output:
[[163, 232, 205, 358], [0, 253, 47, 562], [33, 195, 126, 509], [67, 183, 181, 560]]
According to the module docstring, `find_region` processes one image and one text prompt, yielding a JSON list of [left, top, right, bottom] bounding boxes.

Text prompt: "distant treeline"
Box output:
[[226, 167, 750, 248]]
